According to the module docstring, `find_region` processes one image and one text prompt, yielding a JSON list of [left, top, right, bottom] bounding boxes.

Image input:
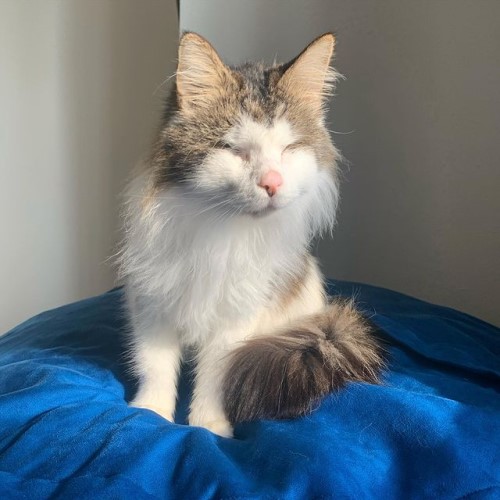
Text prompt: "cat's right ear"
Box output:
[[176, 32, 232, 114]]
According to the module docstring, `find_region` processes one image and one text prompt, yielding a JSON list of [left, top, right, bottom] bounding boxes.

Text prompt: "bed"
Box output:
[[0, 280, 499, 499]]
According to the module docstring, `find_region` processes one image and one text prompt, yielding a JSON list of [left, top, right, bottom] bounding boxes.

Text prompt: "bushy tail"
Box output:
[[223, 300, 385, 424]]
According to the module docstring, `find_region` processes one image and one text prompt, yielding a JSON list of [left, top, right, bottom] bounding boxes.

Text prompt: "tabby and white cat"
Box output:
[[119, 32, 383, 437]]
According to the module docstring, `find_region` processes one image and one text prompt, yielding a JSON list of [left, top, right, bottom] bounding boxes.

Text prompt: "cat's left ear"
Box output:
[[176, 32, 233, 114], [279, 33, 337, 113]]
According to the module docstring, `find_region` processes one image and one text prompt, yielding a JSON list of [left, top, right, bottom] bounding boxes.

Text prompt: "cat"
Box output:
[[119, 31, 384, 438]]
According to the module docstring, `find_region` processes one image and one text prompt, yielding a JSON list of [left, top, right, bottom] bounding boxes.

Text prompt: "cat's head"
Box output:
[[152, 32, 340, 219]]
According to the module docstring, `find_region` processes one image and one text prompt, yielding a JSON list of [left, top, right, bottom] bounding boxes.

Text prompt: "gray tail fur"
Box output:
[[223, 299, 385, 424]]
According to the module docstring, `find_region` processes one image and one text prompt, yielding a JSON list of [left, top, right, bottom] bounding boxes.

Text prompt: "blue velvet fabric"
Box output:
[[0, 281, 499, 499]]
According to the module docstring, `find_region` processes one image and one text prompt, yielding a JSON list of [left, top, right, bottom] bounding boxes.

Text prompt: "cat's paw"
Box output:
[[189, 416, 234, 438], [130, 399, 174, 422], [201, 419, 234, 438]]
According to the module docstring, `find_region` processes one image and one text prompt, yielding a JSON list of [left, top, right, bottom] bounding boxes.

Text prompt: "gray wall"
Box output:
[[181, 0, 500, 325], [0, 0, 178, 332]]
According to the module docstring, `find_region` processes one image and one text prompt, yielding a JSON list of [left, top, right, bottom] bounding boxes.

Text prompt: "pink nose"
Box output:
[[258, 170, 283, 197]]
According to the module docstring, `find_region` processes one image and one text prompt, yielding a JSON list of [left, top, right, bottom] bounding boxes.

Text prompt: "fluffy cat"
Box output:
[[119, 32, 383, 437]]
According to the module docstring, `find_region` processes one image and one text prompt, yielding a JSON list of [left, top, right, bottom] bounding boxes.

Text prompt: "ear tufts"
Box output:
[[176, 32, 232, 113], [279, 33, 339, 112]]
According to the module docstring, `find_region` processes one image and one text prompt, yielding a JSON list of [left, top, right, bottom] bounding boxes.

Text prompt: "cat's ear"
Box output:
[[176, 32, 232, 113], [279, 33, 337, 112]]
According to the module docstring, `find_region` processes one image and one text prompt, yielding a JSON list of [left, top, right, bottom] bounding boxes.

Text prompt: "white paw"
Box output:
[[189, 417, 234, 437], [201, 419, 234, 438], [130, 398, 174, 422]]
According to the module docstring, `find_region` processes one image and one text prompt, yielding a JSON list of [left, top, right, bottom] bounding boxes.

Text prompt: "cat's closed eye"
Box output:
[[283, 141, 302, 153], [217, 142, 250, 162], [217, 141, 233, 150]]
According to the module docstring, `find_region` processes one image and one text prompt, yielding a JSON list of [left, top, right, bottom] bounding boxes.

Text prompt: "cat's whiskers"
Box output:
[[152, 73, 176, 96], [193, 198, 233, 217]]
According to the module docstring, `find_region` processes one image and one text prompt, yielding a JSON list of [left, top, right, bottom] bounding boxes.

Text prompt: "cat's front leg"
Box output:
[[189, 332, 244, 438], [129, 323, 182, 422]]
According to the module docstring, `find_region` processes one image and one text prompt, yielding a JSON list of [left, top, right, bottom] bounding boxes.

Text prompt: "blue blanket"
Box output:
[[0, 281, 499, 499]]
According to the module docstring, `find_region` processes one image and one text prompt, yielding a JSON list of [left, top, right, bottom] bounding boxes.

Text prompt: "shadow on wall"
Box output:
[[316, 1, 500, 327]]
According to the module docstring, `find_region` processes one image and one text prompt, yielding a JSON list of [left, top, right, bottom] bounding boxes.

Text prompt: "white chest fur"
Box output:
[[122, 182, 315, 345]]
